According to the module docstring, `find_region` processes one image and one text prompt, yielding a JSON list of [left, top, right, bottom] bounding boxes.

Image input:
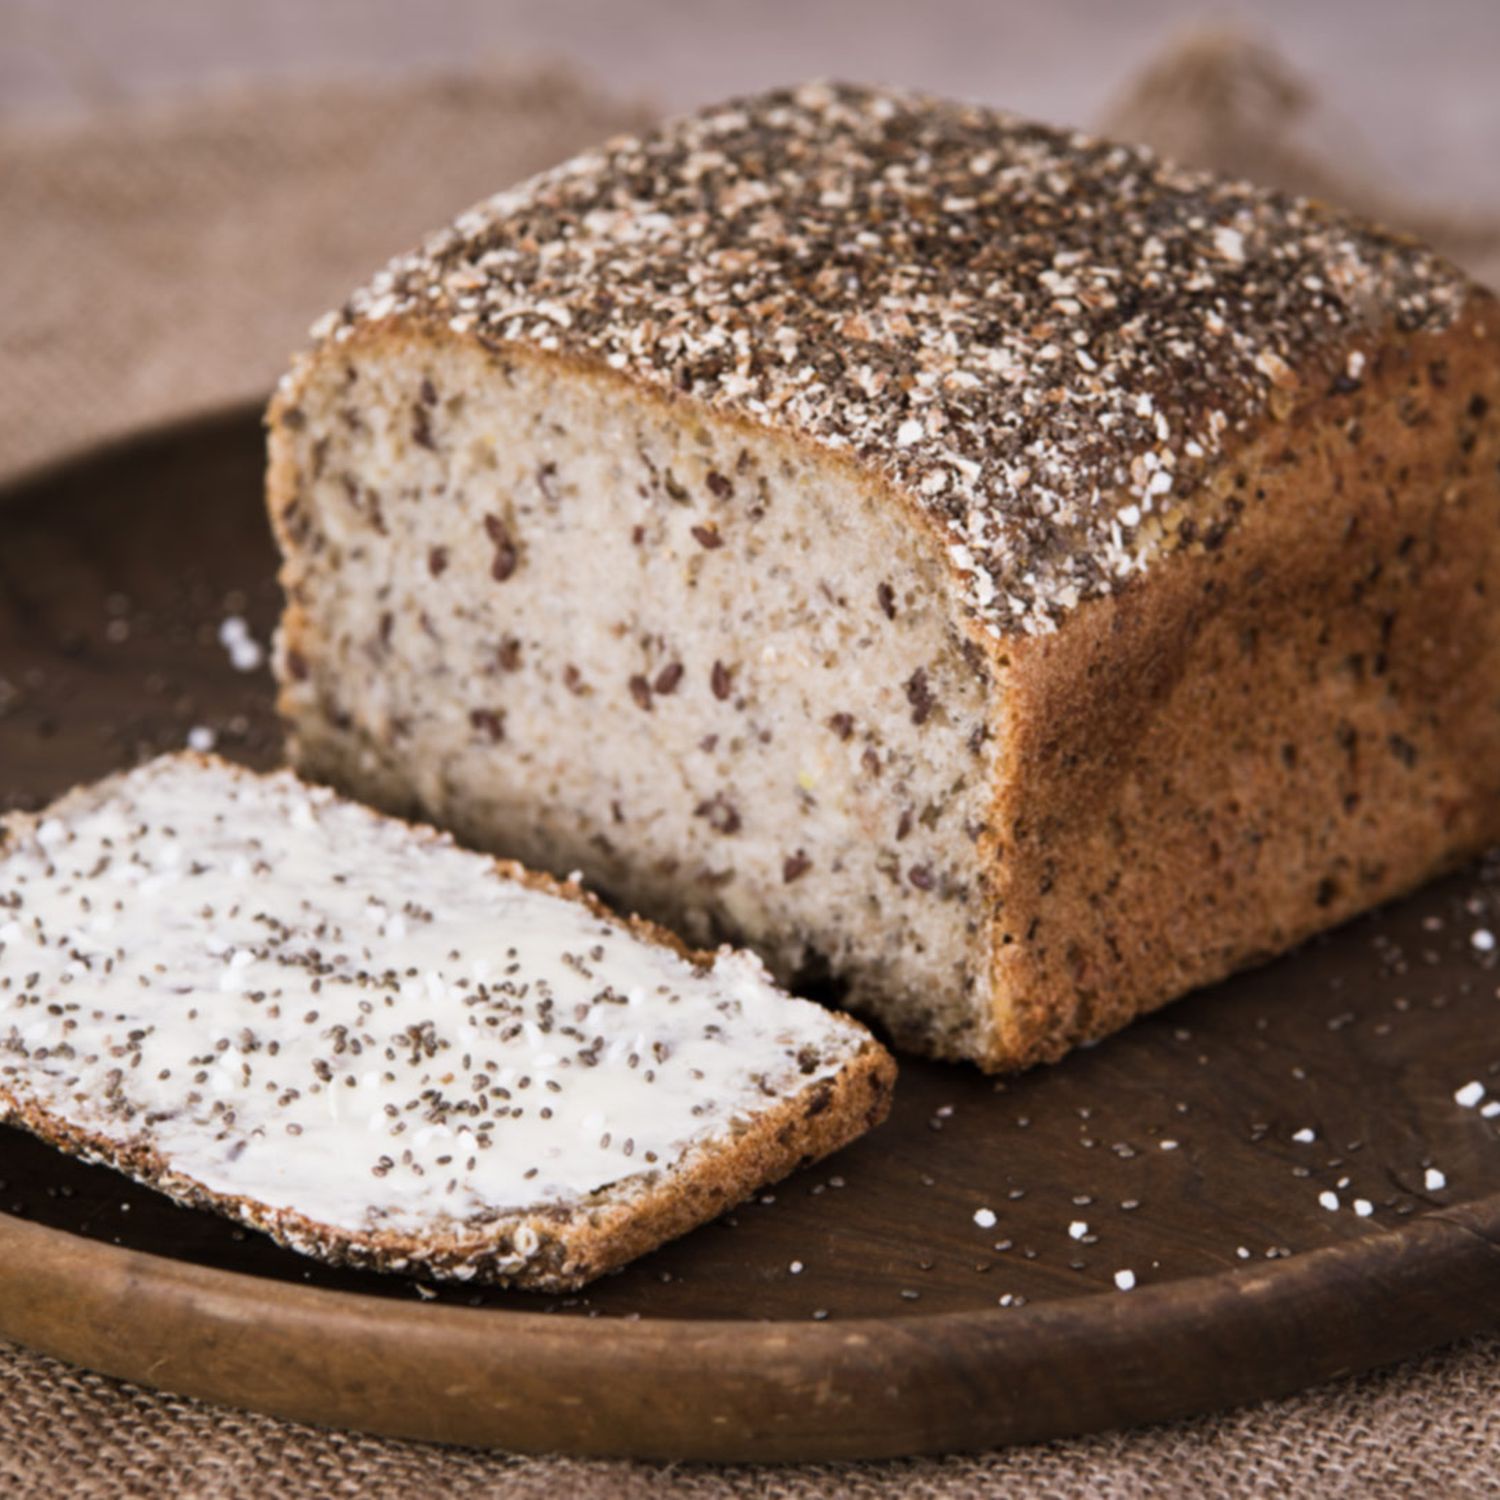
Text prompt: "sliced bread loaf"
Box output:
[[268, 82, 1500, 1069], [0, 754, 893, 1289]]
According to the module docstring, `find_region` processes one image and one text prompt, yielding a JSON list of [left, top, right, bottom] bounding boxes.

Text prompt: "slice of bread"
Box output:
[[0, 754, 894, 1289]]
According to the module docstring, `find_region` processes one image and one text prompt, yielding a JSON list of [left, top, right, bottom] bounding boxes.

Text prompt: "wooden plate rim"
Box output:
[[3, 1193, 1498, 1460]]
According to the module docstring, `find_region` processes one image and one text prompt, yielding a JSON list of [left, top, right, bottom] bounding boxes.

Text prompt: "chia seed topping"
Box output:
[[308, 80, 1474, 636]]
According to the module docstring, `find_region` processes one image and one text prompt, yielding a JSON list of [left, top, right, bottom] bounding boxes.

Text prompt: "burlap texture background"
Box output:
[[3, 33, 1499, 1496], [5, 1331, 1500, 1499], [0, 65, 652, 483]]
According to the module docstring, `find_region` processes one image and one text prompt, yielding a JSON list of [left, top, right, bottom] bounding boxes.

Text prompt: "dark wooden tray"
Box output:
[[2, 410, 1499, 1461]]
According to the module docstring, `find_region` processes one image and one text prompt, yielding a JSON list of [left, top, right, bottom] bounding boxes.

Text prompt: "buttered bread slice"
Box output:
[[0, 754, 893, 1288]]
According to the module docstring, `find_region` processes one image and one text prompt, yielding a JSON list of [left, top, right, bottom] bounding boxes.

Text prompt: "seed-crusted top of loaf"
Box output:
[[302, 80, 1477, 637]]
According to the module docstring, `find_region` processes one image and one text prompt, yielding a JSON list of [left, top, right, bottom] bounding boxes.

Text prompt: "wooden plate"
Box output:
[[3, 411, 1500, 1461]]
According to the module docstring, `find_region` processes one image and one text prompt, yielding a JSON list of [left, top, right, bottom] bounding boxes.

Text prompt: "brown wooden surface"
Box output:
[[2, 410, 1500, 1460]]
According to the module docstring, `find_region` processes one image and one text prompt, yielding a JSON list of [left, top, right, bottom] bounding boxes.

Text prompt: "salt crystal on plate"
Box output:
[[219, 615, 264, 672], [229, 638, 264, 672]]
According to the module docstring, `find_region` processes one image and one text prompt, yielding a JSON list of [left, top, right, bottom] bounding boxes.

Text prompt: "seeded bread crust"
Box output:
[[286, 80, 1474, 641], [0, 757, 895, 1289], [987, 307, 1500, 1064], [268, 82, 1500, 1070]]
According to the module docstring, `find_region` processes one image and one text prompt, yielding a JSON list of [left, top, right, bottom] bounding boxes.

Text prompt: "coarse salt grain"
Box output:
[[1292, 1128, 1316, 1144], [1425, 1167, 1447, 1191], [1318, 1191, 1339, 1211], [973, 1207, 997, 1229], [229, 638, 264, 673], [1068, 1220, 1088, 1240], [187, 726, 217, 753], [1212, 225, 1245, 263], [1353, 1199, 1373, 1218], [1471, 929, 1495, 953], [1114, 1268, 1136, 1291], [789, 1260, 804, 1274], [218, 615, 264, 671], [1159, 1139, 1179, 1151], [1455, 1081, 1486, 1108]]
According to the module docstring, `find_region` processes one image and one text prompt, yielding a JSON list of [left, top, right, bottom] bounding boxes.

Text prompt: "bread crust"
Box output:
[[1, 1043, 893, 1292], [284, 82, 1473, 641], [988, 305, 1500, 1066], [0, 755, 896, 1289]]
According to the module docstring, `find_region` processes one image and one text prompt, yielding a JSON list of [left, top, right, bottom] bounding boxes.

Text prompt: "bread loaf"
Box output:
[[267, 82, 1500, 1070], [0, 754, 893, 1288]]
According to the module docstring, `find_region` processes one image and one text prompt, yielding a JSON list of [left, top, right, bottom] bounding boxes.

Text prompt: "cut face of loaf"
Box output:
[[276, 340, 1002, 1063], [269, 82, 1500, 1070], [0, 755, 894, 1289]]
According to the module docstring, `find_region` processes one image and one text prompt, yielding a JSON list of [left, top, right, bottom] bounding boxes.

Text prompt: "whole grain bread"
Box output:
[[267, 81, 1500, 1070], [0, 754, 894, 1289]]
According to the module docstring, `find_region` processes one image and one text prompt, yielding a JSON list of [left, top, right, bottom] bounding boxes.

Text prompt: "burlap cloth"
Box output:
[[3, 32, 1499, 1497]]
